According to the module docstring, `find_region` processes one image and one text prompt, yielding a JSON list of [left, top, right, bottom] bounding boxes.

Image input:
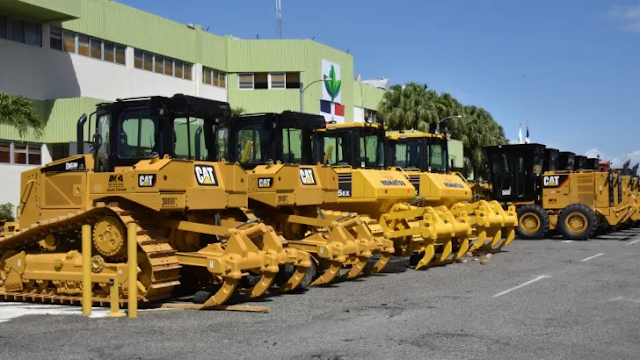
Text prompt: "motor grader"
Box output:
[[211, 111, 389, 286], [312, 121, 472, 270], [384, 131, 517, 253], [483, 142, 632, 240], [0, 94, 312, 308]]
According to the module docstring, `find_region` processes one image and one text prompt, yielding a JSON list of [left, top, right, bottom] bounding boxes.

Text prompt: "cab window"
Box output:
[[119, 109, 158, 158], [174, 117, 207, 160]]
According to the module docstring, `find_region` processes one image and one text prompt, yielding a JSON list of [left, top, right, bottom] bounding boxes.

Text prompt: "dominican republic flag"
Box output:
[[320, 99, 345, 123]]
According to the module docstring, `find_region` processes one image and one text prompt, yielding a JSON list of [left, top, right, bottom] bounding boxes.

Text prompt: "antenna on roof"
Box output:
[[275, 0, 282, 39]]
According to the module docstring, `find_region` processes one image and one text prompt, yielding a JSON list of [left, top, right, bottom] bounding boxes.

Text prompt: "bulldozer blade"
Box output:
[[366, 252, 392, 274], [436, 239, 453, 262], [468, 230, 488, 252], [414, 243, 436, 270], [278, 265, 311, 292], [200, 279, 240, 309], [500, 227, 516, 248], [245, 273, 277, 299], [340, 256, 369, 280], [452, 238, 470, 260], [311, 261, 343, 286]]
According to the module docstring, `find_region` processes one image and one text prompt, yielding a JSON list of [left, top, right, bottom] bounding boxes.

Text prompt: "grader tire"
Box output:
[[558, 204, 598, 241], [515, 204, 549, 239]]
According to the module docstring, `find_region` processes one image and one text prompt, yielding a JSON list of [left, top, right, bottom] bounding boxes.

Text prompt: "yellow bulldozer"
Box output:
[[312, 121, 479, 269], [211, 111, 385, 286], [384, 130, 517, 253], [0, 94, 312, 308]]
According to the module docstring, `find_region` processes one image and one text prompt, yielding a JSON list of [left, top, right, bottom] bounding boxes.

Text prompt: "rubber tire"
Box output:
[[515, 204, 549, 240], [557, 203, 598, 241]]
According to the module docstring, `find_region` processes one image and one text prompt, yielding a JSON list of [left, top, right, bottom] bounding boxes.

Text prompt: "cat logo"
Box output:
[[194, 165, 218, 186], [543, 175, 560, 187], [258, 177, 273, 188], [138, 174, 156, 187], [299, 168, 316, 185]]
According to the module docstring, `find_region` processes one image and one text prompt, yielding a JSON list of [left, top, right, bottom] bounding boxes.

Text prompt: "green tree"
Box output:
[[376, 82, 508, 180], [377, 82, 440, 131], [457, 105, 508, 178], [232, 106, 245, 117], [0, 93, 45, 139]]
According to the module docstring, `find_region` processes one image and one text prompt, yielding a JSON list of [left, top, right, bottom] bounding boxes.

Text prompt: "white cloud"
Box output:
[[626, 150, 640, 165], [584, 148, 621, 166], [606, 5, 640, 32]]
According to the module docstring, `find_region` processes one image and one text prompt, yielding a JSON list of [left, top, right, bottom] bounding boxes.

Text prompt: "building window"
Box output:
[[270, 73, 285, 89], [133, 49, 192, 80], [202, 67, 227, 88], [0, 14, 41, 47], [238, 72, 301, 90], [238, 73, 254, 89], [0, 143, 10, 164], [0, 142, 42, 166], [364, 109, 378, 122], [50, 27, 125, 65]]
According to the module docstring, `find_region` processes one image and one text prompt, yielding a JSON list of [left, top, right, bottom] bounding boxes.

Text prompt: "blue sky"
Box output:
[[120, 0, 640, 166]]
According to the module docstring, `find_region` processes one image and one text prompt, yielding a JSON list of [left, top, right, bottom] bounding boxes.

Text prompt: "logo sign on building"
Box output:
[[319, 60, 345, 123]]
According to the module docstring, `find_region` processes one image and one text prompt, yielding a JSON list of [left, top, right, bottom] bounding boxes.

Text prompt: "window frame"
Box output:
[[0, 142, 43, 166], [49, 26, 126, 66], [0, 14, 41, 47], [238, 73, 255, 90], [269, 73, 286, 90]]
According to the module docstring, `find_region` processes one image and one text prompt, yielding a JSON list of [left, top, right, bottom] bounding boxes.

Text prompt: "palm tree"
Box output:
[[0, 93, 45, 139], [458, 105, 508, 178], [377, 82, 440, 131]]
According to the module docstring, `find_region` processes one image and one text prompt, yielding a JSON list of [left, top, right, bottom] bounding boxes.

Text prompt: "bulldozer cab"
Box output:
[[212, 111, 325, 168], [558, 151, 575, 171], [385, 132, 449, 173], [586, 158, 600, 170], [544, 148, 559, 172], [483, 143, 546, 202], [318, 122, 386, 169], [574, 156, 588, 171], [87, 94, 231, 172]]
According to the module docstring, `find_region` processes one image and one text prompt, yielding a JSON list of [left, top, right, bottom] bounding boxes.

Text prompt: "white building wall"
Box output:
[[0, 145, 52, 214], [0, 36, 227, 102], [353, 106, 365, 123]]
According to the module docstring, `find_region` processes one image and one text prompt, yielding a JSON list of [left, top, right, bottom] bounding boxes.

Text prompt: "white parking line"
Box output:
[[492, 275, 550, 298], [628, 239, 640, 245], [581, 253, 604, 262], [561, 240, 574, 243]]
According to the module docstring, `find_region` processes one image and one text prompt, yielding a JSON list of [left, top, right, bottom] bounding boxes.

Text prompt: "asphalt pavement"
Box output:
[[1, 228, 640, 360]]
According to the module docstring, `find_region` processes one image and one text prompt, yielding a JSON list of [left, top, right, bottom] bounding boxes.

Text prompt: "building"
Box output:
[[0, 0, 462, 209]]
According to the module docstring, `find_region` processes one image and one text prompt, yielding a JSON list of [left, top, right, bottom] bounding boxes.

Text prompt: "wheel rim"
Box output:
[[565, 212, 588, 234], [519, 212, 541, 234]]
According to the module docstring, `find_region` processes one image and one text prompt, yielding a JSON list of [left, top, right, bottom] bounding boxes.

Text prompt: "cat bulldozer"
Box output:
[[384, 131, 517, 253], [212, 111, 388, 286], [0, 94, 312, 308], [483, 143, 632, 240], [314, 121, 472, 270]]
